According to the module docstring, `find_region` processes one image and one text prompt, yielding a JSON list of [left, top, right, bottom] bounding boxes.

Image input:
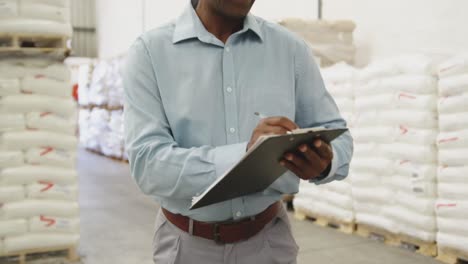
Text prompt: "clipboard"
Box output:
[[190, 127, 348, 210]]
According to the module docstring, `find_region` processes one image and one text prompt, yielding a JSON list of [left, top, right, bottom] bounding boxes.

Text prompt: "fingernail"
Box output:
[[314, 140, 321, 148], [285, 154, 293, 161], [300, 145, 307, 152]]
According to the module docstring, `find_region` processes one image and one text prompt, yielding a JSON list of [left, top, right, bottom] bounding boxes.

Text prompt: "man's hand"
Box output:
[[280, 139, 333, 180], [247, 117, 298, 151]]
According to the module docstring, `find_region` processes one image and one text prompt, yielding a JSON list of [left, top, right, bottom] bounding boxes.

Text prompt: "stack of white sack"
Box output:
[[279, 19, 356, 67], [293, 63, 356, 223], [0, 0, 72, 37], [352, 55, 439, 241], [87, 57, 125, 108], [100, 110, 124, 159], [78, 56, 128, 160], [436, 54, 468, 253], [0, 58, 79, 254]]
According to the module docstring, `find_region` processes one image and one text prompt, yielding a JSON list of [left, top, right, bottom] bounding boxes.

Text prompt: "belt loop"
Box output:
[[189, 219, 194, 235]]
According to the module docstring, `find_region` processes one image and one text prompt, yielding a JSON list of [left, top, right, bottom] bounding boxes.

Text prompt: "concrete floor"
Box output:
[[77, 149, 442, 264]]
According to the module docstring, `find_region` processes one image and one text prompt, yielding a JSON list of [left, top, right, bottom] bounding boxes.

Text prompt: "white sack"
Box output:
[[22, 77, 71, 97], [385, 206, 436, 232], [394, 160, 436, 182], [0, 114, 25, 132], [0, 131, 77, 151], [439, 112, 468, 132], [321, 62, 356, 84], [438, 93, 468, 114], [19, 2, 70, 23], [324, 82, 354, 98], [356, 75, 437, 95], [0, 94, 76, 117], [437, 166, 468, 183], [438, 74, 468, 96], [350, 157, 393, 175], [436, 200, 468, 219], [0, 19, 72, 37], [0, 219, 27, 237], [4, 233, 79, 254], [390, 175, 437, 197], [437, 233, 468, 253], [27, 183, 78, 200], [24, 147, 76, 168], [438, 183, 468, 200], [26, 112, 76, 134], [381, 143, 437, 163], [359, 55, 436, 81], [29, 216, 79, 233], [355, 92, 437, 112], [0, 165, 77, 185], [437, 129, 468, 149], [437, 217, 468, 237], [438, 54, 468, 78], [439, 148, 468, 166], [354, 110, 437, 129], [395, 192, 435, 215], [0, 78, 21, 96], [0, 186, 25, 203], [0, 59, 70, 81], [0, 151, 24, 168], [0, 200, 79, 219], [294, 198, 354, 222]]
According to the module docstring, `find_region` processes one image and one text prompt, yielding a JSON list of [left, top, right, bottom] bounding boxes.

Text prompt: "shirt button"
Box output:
[[229, 128, 236, 133], [225, 47, 231, 52], [226, 86, 233, 93], [236, 211, 242, 217]]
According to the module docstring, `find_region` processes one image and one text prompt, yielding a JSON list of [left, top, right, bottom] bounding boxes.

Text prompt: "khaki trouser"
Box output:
[[153, 205, 299, 264]]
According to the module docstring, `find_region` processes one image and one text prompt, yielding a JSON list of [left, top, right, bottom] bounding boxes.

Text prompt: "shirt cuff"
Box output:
[[310, 147, 339, 185], [213, 142, 248, 178]]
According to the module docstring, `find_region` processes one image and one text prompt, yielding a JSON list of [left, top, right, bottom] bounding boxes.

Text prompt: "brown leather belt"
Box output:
[[162, 202, 281, 244]]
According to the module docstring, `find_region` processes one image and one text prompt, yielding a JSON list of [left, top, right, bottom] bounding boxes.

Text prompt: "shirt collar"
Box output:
[[172, 4, 263, 44]]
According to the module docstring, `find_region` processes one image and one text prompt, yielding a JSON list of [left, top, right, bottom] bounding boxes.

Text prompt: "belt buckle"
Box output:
[[213, 223, 223, 244]]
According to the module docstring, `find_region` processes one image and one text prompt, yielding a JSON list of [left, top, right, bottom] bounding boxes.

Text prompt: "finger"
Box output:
[[284, 153, 311, 173], [265, 116, 298, 131], [312, 139, 334, 160], [298, 144, 328, 172], [280, 159, 306, 179], [299, 144, 329, 173], [263, 125, 288, 135]]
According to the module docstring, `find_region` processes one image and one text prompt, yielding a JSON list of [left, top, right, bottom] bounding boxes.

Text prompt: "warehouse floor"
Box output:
[[77, 149, 441, 264]]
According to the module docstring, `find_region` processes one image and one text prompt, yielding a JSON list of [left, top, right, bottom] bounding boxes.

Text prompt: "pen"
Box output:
[[254, 112, 293, 134]]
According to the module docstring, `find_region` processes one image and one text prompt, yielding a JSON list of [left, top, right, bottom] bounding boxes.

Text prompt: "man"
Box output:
[[123, 0, 353, 263]]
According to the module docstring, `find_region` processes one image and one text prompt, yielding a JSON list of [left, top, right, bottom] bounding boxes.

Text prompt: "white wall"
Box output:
[[96, 0, 143, 58], [96, 0, 468, 63], [323, 0, 468, 65]]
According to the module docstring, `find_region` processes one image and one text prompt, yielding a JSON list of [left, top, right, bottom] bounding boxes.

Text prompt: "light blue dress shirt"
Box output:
[[123, 3, 353, 222]]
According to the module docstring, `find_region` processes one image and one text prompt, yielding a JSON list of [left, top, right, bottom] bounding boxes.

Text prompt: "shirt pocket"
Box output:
[[254, 85, 295, 121]]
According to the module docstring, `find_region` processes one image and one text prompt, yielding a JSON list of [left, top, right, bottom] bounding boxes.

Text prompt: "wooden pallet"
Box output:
[[356, 224, 437, 257], [0, 34, 70, 55], [0, 246, 78, 264], [437, 247, 468, 264], [294, 207, 355, 234]]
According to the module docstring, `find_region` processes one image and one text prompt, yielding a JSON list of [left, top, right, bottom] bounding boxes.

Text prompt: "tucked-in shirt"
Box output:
[[123, 3, 353, 222]]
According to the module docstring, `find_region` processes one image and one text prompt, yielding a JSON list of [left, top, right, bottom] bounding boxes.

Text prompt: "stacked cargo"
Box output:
[[293, 63, 356, 226], [78, 56, 126, 161], [0, 59, 79, 254], [436, 54, 468, 256], [352, 55, 438, 242], [280, 19, 356, 66], [0, 0, 78, 256]]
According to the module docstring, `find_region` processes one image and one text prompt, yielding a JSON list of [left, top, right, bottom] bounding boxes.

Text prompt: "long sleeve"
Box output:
[[269, 40, 354, 193], [123, 38, 247, 201]]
